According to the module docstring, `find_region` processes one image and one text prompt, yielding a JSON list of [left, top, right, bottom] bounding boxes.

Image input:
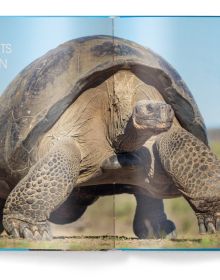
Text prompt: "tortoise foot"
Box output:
[[3, 215, 52, 240], [134, 217, 176, 239], [0, 199, 5, 234], [133, 194, 176, 239], [160, 219, 177, 239], [197, 213, 220, 234]]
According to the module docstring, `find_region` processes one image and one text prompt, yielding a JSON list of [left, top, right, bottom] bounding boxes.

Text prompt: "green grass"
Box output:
[[1, 234, 220, 250], [115, 235, 220, 249], [164, 197, 197, 235], [0, 235, 114, 251], [210, 141, 220, 157]]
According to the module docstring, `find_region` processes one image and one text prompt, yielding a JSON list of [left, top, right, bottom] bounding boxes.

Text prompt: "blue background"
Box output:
[[0, 17, 220, 128]]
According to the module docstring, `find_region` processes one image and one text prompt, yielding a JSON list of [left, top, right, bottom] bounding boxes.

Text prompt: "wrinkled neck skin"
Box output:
[[102, 75, 158, 153], [102, 70, 169, 153], [112, 117, 159, 153]]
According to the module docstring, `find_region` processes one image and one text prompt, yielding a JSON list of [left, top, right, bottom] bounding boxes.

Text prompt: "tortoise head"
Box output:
[[133, 100, 174, 132], [115, 99, 174, 153]]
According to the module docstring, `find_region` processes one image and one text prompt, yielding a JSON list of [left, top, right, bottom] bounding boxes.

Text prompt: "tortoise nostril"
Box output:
[[147, 104, 153, 112], [160, 104, 166, 111], [169, 107, 174, 116]]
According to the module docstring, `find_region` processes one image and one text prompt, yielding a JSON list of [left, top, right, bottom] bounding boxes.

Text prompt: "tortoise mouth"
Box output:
[[136, 116, 172, 122], [134, 114, 174, 131], [133, 116, 173, 132], [142, 121, 173, 130]]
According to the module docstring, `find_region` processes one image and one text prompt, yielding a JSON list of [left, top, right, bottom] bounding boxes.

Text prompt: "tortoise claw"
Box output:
[[197, 213, 220, 234], [23, 228, 34, 240], [199, 223, 206, 234], [216, 217, 220, 231], [11, 228, 20, 238], [33, 231, 42, 241], [165, 229, 177, 239], [134, 218, 176, 239], [42, 231, 52, 241], [207, 222, 216, 234], [3, 215, 52, 241]]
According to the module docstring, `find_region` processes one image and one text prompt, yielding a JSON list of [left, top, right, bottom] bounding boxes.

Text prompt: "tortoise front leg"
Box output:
[[157, 127, 220, 234], [133, 194, 176, 239], [3, 139, 81, 240]]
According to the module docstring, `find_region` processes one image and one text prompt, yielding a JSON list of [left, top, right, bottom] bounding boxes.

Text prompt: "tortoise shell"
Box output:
[[0, 35, 207, 175]]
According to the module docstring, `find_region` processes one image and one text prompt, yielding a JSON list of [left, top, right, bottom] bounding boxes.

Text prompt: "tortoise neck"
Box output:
[[112, 118, 156, 153]]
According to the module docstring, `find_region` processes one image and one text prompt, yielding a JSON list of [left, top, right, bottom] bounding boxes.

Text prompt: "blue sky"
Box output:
[[0, 17, 220, 128]]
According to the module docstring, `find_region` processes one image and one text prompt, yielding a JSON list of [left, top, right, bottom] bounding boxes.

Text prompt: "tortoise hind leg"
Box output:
[[0, 198, 5, 234], [49, 191, 98, 224], [3, 138, 81, 240], [133, 194, 176, 239]]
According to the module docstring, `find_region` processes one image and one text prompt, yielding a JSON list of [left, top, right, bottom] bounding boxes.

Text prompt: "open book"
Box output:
[[0, 16, 220, 251]]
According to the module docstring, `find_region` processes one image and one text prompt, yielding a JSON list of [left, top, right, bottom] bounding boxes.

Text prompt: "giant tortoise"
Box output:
[[0, 35, 220, 240]]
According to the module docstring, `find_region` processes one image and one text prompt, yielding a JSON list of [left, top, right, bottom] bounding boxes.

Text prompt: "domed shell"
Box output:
[[0, 35, 207, 172]]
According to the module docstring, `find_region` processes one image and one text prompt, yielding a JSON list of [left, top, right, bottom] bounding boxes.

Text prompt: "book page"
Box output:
[[1, 16, 220, 251]]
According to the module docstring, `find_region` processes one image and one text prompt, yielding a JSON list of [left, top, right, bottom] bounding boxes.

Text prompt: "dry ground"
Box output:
[[0, 142, 220, 250], [1, 234, 220, 251]]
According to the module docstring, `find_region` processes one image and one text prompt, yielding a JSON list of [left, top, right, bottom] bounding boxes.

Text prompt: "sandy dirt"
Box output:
[[1, 234, 220, 251]]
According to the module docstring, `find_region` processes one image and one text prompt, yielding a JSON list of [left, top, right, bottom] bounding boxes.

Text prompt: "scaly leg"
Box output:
[[3, 139, 81, 240], [157, 127, 220, 234]]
